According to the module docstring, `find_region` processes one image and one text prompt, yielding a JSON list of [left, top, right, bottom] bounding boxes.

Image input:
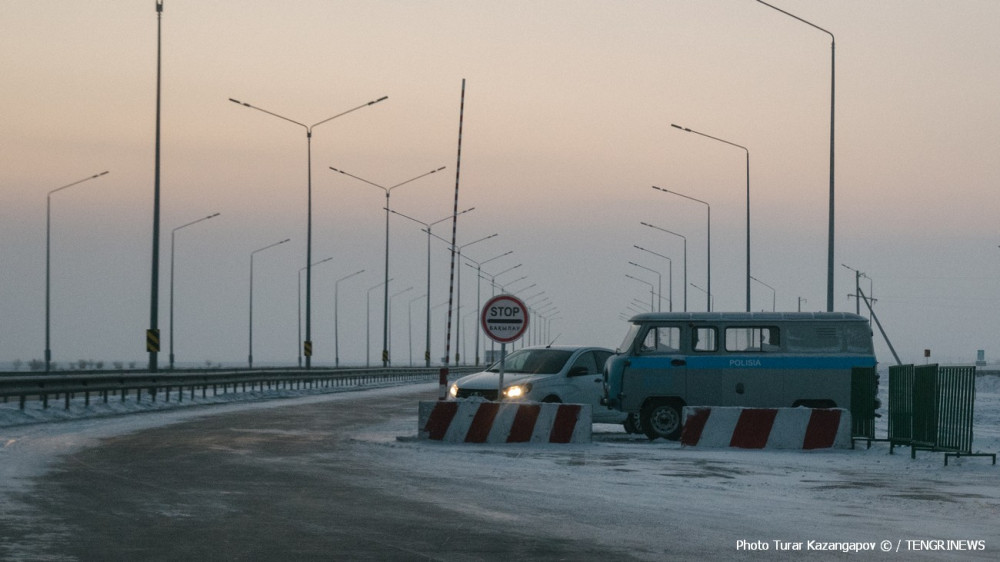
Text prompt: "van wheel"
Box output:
[[641, 400, 683, 441], [623, 413, 642, 434]]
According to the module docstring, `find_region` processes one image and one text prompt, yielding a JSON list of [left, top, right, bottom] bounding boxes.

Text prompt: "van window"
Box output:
[[639, 326, 681, 354], [725, 326, 780, 352], [693, 327, 718, 352], [786, 326, 841, 353]]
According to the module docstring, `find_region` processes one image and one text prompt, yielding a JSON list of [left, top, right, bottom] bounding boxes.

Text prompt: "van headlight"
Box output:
[[449, 383, 459, 399], [502, 383, 532, 399]]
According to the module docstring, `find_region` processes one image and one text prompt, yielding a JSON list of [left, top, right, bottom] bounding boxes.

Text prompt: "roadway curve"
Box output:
[[1, 385, 637, 561]]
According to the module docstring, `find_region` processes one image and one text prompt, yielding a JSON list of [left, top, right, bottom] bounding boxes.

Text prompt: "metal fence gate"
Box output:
[[887, 364, 995, 465]]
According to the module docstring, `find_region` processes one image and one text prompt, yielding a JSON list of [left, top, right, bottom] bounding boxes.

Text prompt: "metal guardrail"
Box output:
[[0, 367, 480, 411]]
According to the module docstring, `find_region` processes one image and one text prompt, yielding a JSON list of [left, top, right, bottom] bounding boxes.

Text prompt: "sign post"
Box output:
[[480, 294, 529, 399]]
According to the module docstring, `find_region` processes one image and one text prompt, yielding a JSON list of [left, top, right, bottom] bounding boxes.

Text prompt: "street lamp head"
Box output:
[[228, 98, 249, 107], [670, 123, 691, 132]]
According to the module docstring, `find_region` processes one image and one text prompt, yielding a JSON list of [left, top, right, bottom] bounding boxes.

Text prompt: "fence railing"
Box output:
[[887, 364, 995, 465], [0, 367, 479, 412], [850, 366, 879, 443]]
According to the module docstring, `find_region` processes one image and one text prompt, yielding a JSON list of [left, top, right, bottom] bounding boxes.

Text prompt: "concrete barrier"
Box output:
[[418, 400, 592, 444], [680, 406, 851, 449]]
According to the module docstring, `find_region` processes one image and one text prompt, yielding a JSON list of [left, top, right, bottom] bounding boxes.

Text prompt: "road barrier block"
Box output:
[[418, 400, 592, 444], [680, 406, 851, 449]]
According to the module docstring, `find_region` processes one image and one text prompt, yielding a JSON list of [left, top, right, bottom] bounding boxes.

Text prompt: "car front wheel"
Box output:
[[641, 400, 683, 441]]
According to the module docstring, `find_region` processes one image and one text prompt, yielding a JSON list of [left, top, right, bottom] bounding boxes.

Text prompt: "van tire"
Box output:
[[641, 400, 683, 441]]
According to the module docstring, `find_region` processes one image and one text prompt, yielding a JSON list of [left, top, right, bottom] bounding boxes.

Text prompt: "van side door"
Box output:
[[687, 325, 781, 407]]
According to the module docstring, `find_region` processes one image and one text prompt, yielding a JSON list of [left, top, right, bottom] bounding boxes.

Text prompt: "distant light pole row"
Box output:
[[390, 206, 475, 367], [669, 2, 836, 312], [330, 165, 445, 366], [229, 94, 388, 369]]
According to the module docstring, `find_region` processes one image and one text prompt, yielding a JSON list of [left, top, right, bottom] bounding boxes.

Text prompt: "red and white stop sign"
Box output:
[[480, 294, 529, 343]]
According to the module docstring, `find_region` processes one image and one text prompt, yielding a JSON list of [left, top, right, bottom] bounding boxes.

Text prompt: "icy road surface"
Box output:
[[1, 377, 998, 560]]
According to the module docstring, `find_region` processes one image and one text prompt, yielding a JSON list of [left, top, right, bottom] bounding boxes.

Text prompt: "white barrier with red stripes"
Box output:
[[680, 406, 851, 449], [418, 400, 592, 444]]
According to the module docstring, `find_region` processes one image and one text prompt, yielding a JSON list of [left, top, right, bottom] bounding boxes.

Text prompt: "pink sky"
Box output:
[[2, 1, 998, 368]]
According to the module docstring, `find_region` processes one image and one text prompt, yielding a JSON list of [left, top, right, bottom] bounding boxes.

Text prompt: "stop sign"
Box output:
[[480, 294, 529, 343]]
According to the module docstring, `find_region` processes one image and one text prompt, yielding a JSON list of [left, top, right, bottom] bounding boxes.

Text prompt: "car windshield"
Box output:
[[487, 349, 573, 374]]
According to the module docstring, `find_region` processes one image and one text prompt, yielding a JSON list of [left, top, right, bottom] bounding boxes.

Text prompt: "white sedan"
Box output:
[[449, 345, 633, 427]]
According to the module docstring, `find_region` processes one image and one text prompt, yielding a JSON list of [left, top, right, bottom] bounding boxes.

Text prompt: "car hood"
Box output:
[[454, 370, 551, 390]]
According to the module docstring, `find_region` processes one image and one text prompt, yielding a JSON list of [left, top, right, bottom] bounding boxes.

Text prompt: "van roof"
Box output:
[[628, 311, 869, 323]]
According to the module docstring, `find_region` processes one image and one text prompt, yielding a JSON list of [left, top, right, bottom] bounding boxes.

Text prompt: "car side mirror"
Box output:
[[568, 366, 589, 377]]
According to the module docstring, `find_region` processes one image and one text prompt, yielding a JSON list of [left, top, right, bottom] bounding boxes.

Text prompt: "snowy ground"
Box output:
[[1, 371, 998, 559]]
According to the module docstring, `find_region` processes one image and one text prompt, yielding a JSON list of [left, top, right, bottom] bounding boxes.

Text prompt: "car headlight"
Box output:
[[449, 383, 459, 399], [502, 383, 532, 399]]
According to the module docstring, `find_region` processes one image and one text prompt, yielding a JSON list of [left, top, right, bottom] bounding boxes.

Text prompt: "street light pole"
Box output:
[[149, 1, 164, 372], [365, 278, 391, 368], [750, 275, 776, 312], [229, 95, 387, 369], [334, 269, 365, 368], [331, 165, 445, 367], [408, 294, 426, 367], [388, 286, 414, 363], [756, 0, 836, 312], [671, 123, 750, 311], [641, 221, 688, 312], [170, 212, 220, 369], [249, 238, 290, 369], [45, 170, 109, 373], [297, 257, 333, 367], [652, 186, 711, 311]]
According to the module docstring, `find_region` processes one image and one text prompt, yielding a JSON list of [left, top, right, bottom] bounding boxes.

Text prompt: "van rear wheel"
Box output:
[[641, 400, 683, 441]]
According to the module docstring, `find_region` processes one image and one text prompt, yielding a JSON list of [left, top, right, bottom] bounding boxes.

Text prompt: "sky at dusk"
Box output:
[[2, 0, 999, 369]]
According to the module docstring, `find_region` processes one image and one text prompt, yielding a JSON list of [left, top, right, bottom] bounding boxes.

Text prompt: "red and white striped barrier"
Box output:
[[680, 406, 851, 449], [418, 401, 592, 444]]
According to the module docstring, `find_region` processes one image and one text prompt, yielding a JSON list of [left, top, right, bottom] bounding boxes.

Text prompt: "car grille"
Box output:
[[455, 388, 499, 401]]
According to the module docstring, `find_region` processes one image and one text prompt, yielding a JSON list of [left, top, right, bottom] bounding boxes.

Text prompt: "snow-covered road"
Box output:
[[1, 375, 997, 560]]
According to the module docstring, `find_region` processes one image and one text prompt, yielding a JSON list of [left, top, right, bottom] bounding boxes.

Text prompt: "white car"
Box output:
[[449, 345, 631, 427]]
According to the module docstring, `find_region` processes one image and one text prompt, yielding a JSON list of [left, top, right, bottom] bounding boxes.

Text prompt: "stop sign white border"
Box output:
[[480, 294, 529, 344]]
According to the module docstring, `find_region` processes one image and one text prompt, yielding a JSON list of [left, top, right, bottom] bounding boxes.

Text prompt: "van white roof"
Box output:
[[628, 311, 869, 323]]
